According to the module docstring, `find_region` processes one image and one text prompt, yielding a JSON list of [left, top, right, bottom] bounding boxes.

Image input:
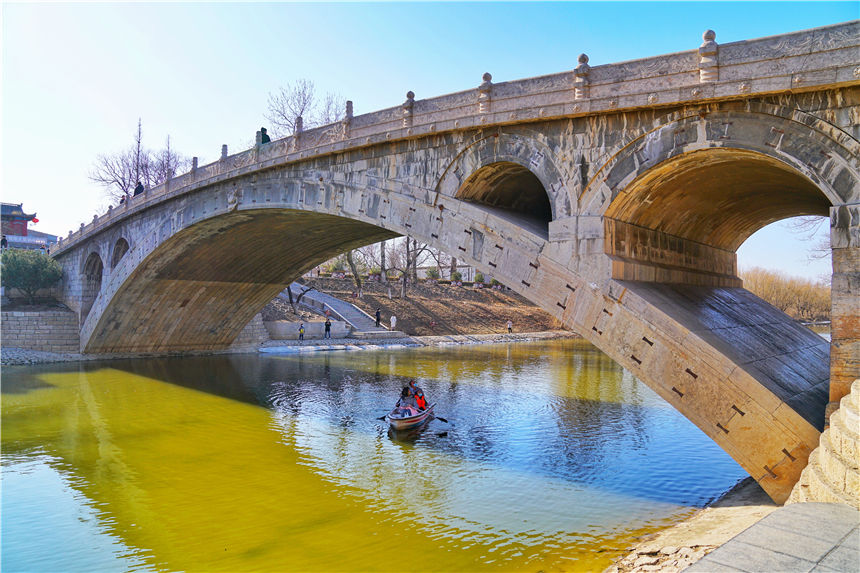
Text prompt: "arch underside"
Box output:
[[604, 148, 831, 287], [456, 161, 553, 237], [85, 210, 397, 353]]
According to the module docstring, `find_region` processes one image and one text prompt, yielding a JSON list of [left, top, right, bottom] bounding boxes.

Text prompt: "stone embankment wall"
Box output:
[[788, 378, 860, 509], [1, 309, 79, 353], [1, 310, 268, 354], [231, 313, 269, 348]]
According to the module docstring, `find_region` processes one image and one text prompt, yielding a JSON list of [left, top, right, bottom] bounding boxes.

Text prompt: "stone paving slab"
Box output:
[[687, 503, 859, 573]]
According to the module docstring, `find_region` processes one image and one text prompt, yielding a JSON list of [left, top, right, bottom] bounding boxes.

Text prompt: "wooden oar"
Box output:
[[434, 415, 449, 423]]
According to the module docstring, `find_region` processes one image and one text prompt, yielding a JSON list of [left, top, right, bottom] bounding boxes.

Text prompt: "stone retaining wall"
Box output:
[[1, 309, 80, 353], [231, 313, 269, 348]]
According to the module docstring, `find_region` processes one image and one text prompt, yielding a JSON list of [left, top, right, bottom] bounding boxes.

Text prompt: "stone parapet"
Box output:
[[1, 309, 80, 353], [51, 21, 858, 256]]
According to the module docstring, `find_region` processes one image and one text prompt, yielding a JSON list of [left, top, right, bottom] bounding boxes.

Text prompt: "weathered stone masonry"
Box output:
[[1, 309, 80, 353]]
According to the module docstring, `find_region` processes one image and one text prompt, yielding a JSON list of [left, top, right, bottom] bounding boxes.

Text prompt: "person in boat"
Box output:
[[408, 379, 427, 410], [394, 387, 419, 417]]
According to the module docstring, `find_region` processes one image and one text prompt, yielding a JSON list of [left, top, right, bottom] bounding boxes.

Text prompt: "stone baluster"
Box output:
[[402, 91, 415, 128], [699, 30, 719, 83], [221, 144, 228, 160], [574, 54, 590, 100], [255, 130, 263, 146], [478, 73, 492, 114], [342, 100, 353, 140], [292, 116, 303, 152]]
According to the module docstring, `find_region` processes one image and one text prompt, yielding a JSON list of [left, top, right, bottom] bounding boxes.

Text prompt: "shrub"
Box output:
[[451, 271, 462, 282], [474, 272, 484, 283], [425, 268, 440, 279], [490, 279, 500, 286], [1, 249, 63, 304]]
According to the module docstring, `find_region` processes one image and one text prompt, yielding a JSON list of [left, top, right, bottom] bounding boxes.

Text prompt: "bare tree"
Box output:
[[265, 79, 345, 138], [90, 119, 188, 203], [90, 119, 146, 202], [286, 284, 316, 315], [151, 135, 190, 185], [345, 250, 363, 296], [315, 92, 346, 126], [265, 79, 316, 136], [387, 237, 431, 298], [783, 216, 830, 261], [380, 239, 388, 283]]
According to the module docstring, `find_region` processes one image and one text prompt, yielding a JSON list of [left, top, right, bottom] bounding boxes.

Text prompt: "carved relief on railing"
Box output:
[[699, 30, 719, 83]]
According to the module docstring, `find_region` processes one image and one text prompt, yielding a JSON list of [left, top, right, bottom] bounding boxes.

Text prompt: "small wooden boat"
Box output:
[[385, 403, 435, 430]]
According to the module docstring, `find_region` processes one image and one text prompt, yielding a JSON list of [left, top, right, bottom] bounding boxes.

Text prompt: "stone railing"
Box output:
[[52, 21, 859, 256]]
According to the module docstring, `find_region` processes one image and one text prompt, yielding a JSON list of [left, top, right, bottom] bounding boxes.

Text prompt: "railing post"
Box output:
[[699, 30, 719, 83], [478, 73, 492, 114], [574, 54, 590, 100], [402, 91, 415, 128], [292, 116, 303, 152], [342, 101, 353, 140]]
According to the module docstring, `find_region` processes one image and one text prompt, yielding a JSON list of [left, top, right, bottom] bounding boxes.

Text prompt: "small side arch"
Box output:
[[435, 131, 573, 223], [111, 237, 130, 269], [81, 251, 104, 324]]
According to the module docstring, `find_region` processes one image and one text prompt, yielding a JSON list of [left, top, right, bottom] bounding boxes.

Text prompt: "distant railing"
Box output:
[[52, 21, 859, 255]]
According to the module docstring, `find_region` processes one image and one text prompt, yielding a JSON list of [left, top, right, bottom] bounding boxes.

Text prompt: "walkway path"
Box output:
[[284, 283, 387, 332], [686, 502, 859, 572]]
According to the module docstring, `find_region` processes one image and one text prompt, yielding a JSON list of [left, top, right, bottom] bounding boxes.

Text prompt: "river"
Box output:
[[1, 339, 748, 572]]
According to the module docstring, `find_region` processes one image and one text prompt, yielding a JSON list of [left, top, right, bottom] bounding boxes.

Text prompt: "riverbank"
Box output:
[[605, 477, 778, 572], [0, 330, 576, 365]]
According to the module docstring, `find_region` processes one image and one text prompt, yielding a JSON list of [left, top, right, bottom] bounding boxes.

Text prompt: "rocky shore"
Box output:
[[605, 477, 778, 572]]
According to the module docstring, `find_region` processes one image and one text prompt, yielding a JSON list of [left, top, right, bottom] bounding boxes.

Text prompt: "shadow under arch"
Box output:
[[456, 161, 553, 238], [83, 209, 398, 353], [603, 147, 832, 286]]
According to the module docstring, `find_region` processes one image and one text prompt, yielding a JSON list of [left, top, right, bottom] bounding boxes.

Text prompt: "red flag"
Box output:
[[32, 218, 39, 223]]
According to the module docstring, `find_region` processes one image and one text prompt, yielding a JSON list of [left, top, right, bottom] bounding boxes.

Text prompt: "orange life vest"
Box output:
[[415, 393, 427, 410]]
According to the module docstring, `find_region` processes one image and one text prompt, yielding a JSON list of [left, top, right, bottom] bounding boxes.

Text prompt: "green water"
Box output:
[[1, 339, 747, 572]]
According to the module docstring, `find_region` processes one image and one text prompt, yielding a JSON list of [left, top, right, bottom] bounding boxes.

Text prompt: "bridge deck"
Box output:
[[622, 282, 830, 431]]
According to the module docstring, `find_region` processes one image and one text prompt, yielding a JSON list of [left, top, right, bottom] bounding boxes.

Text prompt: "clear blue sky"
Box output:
[[2, 2, 854, 281]]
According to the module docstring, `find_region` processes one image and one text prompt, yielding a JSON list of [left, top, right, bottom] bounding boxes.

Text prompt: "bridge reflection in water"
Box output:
[[1, 340, 748, 572]]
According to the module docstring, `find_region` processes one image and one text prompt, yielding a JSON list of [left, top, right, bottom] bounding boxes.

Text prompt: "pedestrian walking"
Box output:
[[375, 308, 381, 327], [390, 314, 397, 331], [324, 318, 332, 339], [298, 322, 305, 341], [507, 319, 513, 333]]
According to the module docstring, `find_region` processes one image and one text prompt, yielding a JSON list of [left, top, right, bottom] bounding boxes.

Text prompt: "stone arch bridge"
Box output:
[[51, 22, 859, 503]]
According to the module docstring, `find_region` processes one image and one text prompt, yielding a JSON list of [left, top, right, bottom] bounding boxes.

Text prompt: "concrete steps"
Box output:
[[788, 379, 860, 508]]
